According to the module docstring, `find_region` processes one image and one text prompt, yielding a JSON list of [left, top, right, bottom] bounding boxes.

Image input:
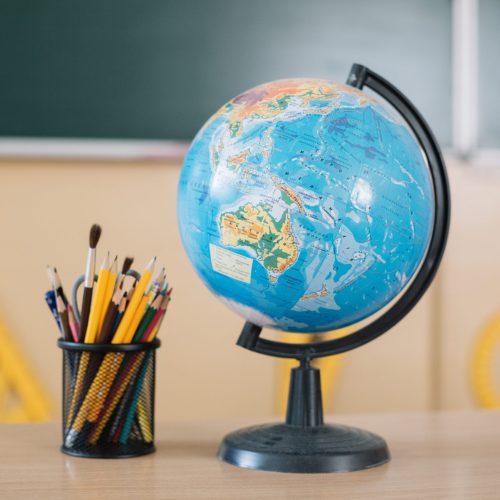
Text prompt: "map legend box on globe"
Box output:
[[209, 244, 253, 284]]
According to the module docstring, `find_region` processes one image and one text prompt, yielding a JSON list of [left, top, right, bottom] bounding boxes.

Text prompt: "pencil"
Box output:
[[53, 267, 69, 306], [88, 352, 145, 444], [109, 368, 141, 443], [133, 294, 163, 343], [118, 352, 151, 444], [79, 224, 102, 342], [136, 399, 153, 443], [56, 295, 72, 341], [147, 268, 165, 302], [67, 303, 80, 342], [98, 287, 124, 344], [123, 294, 150, 344], [110, 292, 128, 339], [98, 256, 117, 334], [146, 290, 172, 342], [112, 257, 156, 344], [84, 252, 110, 344], [124, 279, 137, 309]]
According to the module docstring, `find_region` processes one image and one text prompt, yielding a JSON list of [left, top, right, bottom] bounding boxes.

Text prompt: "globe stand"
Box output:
[[218, 324, 390, 473], [218, 64, 450, 473]]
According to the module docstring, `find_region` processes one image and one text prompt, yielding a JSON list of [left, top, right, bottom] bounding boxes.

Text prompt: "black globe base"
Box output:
[[218, 336, 390, 474], [218, 422, 389, 473]]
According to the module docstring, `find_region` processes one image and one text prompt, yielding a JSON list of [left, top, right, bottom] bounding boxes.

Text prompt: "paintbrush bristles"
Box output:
[[121, 257, 134, 276], [89, 224, 102, 249]]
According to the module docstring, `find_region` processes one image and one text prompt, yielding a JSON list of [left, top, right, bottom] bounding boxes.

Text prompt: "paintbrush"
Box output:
[[118, 256, 134, 289], [78, 224, 101, 342]]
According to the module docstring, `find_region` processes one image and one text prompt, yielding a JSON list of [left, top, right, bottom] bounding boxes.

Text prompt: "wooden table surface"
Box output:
[[1, 411, 499, 499]]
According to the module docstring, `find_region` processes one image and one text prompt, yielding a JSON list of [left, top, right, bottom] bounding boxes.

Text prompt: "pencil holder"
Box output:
[[58, 339, 160, 458]]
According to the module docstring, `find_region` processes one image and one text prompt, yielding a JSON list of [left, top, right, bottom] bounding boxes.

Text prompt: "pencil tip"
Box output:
[[46, 266, 55, 287], [101, 251, 111, 268], [146, 256, 157, 272]]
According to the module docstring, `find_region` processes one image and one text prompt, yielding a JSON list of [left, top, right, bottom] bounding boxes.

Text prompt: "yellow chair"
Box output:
[[471, 314, 500, 409], [0, 315, 52, 422]]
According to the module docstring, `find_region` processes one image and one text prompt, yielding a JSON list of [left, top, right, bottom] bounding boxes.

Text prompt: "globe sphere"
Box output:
[[177, 79, 434, 333]]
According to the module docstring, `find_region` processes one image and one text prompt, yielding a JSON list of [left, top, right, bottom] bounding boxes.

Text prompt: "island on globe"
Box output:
[[177, 78, 434, 333]]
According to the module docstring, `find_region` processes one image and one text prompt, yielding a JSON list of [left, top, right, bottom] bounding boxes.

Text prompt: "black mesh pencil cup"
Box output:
[[59, 339, 160, 458]]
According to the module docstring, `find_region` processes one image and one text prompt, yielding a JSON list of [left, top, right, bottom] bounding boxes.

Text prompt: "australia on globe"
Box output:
[[177, 79, 434, 333]]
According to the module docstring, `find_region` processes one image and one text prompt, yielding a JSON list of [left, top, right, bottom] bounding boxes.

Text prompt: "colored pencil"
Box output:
[[110, 292, 128, 339], [98, 287, 124, 344], [123, 294, 150, 344], [53, 267, 69, 306], [84, 252, 110, 344], [67, 303, 80, 342], [112, 257, 155, 344], [132, 294, 162, 343], [147, 268, 165, 302], [56, 295, 72, 341], [135, 294, 164, 343], [118, 352, 151, 444], [99, 256, 117, 333]]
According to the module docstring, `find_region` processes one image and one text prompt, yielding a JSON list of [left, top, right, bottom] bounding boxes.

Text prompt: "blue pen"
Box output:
[[45, 289, 62, 332]]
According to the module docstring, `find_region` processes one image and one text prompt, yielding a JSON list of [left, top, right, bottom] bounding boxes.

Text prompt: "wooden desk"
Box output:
[[0, 411, 499, 499]]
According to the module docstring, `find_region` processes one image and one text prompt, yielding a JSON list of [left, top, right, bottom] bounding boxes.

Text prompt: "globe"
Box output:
[[177, 78, 434, 333]]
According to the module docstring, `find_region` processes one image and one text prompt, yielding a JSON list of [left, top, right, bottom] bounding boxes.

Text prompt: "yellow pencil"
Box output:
[[136, 399, 153, 443], [67, 353, 89, 424], [65, 352, 120, 444], [88, 352, 145, 444], [98, 256, 117, 335], [86, 352, 124, 422], [84, 252, 110, 344], [112, 257, 155, 344], [123, 294, 150, 344]]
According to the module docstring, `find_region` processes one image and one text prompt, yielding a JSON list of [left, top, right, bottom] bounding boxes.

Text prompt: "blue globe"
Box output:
[[177, 79, 434, 333]]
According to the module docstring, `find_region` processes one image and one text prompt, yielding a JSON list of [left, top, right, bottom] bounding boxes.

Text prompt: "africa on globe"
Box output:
[[177, 78, 434, 333]]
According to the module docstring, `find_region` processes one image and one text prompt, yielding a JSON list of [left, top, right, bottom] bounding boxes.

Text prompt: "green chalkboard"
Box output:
[[0, 0, 452, 143]]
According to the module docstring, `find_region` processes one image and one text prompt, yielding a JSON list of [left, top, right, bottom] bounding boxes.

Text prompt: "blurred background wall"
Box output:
[[0, 0, 499, 420]]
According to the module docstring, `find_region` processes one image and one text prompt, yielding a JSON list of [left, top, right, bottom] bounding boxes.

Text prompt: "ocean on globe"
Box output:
[[177, 79, 434, 333]]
